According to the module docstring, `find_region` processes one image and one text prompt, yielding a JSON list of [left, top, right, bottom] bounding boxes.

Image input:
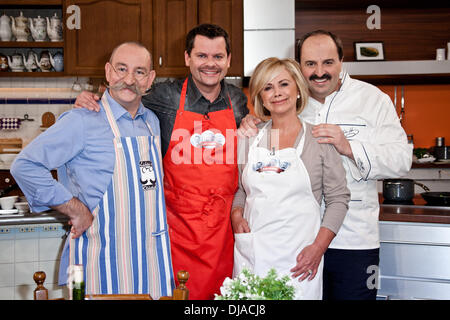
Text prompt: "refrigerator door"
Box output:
[[244, 29, 295, 76]]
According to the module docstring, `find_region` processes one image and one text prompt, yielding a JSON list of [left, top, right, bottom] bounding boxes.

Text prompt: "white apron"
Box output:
[[233, 119, 323, 300]]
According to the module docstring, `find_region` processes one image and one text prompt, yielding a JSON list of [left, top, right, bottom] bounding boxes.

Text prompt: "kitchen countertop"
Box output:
[[411, 162, 450, 169], [379, 194, 450, 224], [1, 197, 449, 226], [0, 210, 69, 226]]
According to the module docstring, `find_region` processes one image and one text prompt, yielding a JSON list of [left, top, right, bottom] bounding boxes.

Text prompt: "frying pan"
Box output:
[[421, 192, 450, 206]]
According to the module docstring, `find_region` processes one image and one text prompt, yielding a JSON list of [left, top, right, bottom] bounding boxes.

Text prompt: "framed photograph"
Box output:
[[354, 42, 384, 61]]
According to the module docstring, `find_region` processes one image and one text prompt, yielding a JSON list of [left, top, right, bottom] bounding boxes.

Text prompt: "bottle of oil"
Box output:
[[72, 264, 85, 300]]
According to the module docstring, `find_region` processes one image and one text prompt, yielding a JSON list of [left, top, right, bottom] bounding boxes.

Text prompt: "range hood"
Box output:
[[243, 0, 295, 77]]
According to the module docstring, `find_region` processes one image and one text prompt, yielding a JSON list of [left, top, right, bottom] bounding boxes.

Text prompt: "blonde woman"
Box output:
[[231, 57, 350, 299]]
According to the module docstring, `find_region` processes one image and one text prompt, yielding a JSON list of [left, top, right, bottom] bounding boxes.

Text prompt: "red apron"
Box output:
[[163, 78, 237, 300]]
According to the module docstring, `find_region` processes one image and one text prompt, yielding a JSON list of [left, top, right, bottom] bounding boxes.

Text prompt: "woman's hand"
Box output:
[[231, 207, 250, 234], [290, 227, 335, 281], [73, 91, 101, 112], [290, 243, 324, 281]]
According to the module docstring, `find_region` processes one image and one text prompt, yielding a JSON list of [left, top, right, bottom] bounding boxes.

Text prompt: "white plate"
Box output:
[[416, 157, 436, 163], [0, 209, 19, 215]]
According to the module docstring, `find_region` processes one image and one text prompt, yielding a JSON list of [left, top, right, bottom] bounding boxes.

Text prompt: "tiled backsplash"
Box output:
[[0, 222, 69, 300], [0, 77, 89, 146]]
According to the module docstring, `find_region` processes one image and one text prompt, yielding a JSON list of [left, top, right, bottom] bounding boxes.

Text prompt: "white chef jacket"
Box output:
[[300, 72, 413, 249]]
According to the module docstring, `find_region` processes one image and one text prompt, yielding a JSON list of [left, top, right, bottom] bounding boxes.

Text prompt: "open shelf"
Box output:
[[343, 60, 450, 84], [0, 41, 64, 48]]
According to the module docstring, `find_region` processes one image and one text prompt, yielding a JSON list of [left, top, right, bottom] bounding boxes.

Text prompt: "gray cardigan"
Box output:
[[232, 121, 350, 235]]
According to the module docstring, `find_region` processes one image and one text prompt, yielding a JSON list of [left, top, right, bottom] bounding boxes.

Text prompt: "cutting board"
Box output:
[[41, 112, 56, 128], [0, 138, 22, 154]]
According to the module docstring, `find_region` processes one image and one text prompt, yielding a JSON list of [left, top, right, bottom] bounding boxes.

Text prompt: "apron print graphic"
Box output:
[[190, 129, 226, 149], [253, 157, 291, 174], [139, 160, 156, 190]]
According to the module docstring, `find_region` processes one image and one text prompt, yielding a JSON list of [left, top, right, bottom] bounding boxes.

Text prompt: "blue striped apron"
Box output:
[[69, 94, 174, 298]]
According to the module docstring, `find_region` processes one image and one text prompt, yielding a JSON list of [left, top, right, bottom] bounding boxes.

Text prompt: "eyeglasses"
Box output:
[[109, 63, 150, 81]]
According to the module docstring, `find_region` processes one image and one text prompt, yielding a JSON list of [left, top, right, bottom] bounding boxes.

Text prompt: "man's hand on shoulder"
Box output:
[[237, 114, 262, 139], [73, 91, 101, 112]]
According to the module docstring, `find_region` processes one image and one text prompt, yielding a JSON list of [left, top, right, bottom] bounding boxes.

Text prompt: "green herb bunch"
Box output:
[[214, 268, 297, 300]]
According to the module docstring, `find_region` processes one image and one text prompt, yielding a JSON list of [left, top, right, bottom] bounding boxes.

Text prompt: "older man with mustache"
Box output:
[[11, 42, 175, 297]]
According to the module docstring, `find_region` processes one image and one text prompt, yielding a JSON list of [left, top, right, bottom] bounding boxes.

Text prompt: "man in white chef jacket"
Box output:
[[239, 30, 412, 299]]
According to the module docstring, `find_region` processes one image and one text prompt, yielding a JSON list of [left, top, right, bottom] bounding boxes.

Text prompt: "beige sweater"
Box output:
[[232, 121, 350, 235]]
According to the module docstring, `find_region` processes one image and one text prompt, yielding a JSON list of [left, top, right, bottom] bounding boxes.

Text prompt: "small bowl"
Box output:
[[0, 196, 19, 210], [14, 201, 29, 213]]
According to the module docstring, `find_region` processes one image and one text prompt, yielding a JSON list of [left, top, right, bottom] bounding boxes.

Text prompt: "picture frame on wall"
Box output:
[[354, 42, 385, 61]]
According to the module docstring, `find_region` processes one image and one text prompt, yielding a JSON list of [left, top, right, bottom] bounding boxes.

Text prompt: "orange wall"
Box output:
[[242, 85, 450, 149], [378, 84, 450, 148]]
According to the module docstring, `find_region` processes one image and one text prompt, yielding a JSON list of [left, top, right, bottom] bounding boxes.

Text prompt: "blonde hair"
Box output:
[[249, 57, 309, 121]]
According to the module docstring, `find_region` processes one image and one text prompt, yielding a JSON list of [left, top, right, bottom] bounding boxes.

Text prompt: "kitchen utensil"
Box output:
[[0, 13, 12, 41], [0, 138, 22, 153], [436, 48, 445, 61], [436, 137, 445, 147], [46, 13, 62, 42], [421, 192, 450, 206], [14, 201, 29, 213], [434, 146, 450, 161], [0, 195, 18, 210], [7, 53, 25, 72], [399, 86, 405, 123], [29, 15, 47, 42], [41, 112, 55, 128], [383, 179, 430, 202], [10, 12, 30, 42], [35, 50, 52, 72]]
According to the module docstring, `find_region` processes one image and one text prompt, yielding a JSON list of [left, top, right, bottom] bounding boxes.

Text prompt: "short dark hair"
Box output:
[[185, 23, 231, 56], [297, 30, 344, 62]]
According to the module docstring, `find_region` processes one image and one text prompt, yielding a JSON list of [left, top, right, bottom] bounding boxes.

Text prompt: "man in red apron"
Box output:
[[162, 25, 245, 300], [72, 24, 249, 299]]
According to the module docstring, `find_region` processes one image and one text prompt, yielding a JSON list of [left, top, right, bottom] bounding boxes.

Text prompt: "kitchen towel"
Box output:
[[0, 118, 21, 130]]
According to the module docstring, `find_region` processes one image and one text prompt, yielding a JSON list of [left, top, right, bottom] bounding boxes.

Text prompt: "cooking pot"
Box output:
[[383, 179, 430, 202], [421, 192, 450, 206]]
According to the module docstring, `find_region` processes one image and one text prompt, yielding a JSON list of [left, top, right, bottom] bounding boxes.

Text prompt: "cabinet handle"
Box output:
[[4, 178, 10, 183], [159, 56, 162, 67]]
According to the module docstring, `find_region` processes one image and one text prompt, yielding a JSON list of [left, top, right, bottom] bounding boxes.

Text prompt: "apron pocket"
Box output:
[[233, 232, 255, 276]]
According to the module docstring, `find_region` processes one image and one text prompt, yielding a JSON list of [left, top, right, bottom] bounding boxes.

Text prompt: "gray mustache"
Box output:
[[107, 81, 149, 96]]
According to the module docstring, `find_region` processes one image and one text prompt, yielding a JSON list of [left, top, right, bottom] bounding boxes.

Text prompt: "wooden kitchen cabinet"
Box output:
[[153, 0, 243, 77], [0, 2, 64, 77], [64, 0, 152, 77]]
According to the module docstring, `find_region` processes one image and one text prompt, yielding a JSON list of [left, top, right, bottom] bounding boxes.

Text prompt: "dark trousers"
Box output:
[[322, 248, 380, 300]]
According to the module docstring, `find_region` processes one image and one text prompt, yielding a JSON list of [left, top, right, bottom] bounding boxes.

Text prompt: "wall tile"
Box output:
[[15, 238, 38, 263], [0, 240, 14, 264], [0, 263, 14, 287], [14, 284, 34, 300], [15, 261, 39, 286], [39, 237, 64, 262], [38, 260, 60, 286], [0, 287, 14, 300]]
